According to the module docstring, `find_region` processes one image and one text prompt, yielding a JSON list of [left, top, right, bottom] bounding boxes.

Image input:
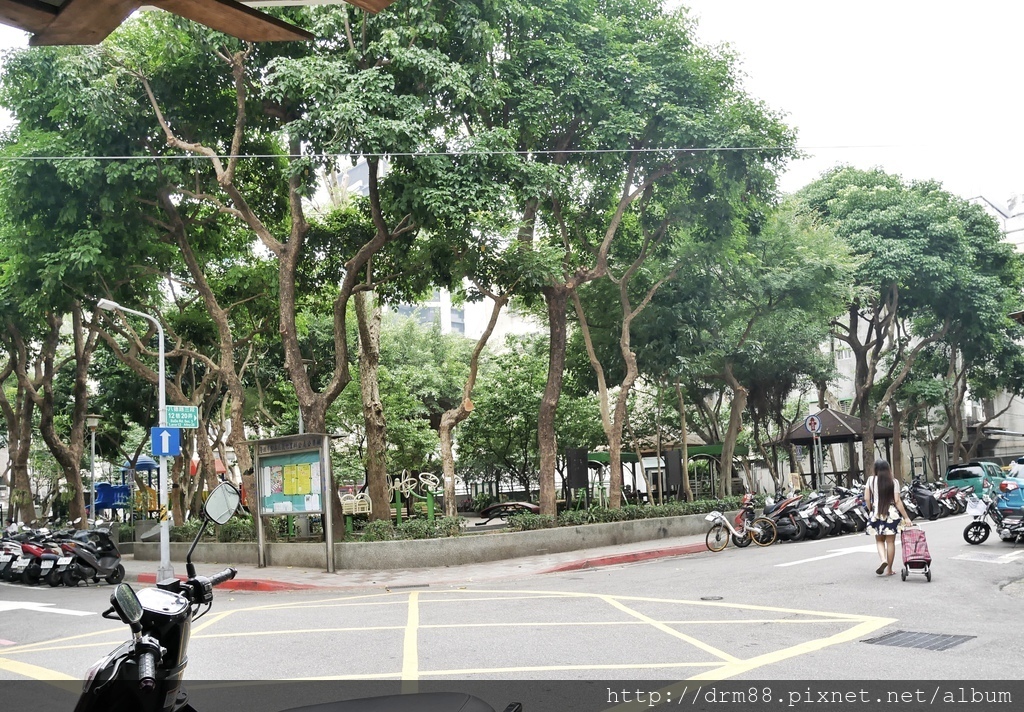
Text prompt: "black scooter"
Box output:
[[63, 525, 125, 586], [75, 482, 522, 712]]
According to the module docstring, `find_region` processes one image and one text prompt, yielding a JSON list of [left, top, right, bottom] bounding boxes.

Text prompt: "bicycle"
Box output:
[[705, 494, 777, 551]]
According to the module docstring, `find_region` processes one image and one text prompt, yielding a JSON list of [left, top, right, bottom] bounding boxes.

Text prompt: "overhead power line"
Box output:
[[0, 144, 897, 162]]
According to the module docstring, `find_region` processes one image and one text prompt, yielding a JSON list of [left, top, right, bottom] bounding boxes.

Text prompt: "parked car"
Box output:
[[997, 478, 1024, 518], [974, 461, 1006, 491], [944, 462, 1000, 497]]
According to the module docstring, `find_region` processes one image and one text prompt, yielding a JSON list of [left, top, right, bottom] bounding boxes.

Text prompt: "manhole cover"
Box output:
[[863, 630, 975, 651]]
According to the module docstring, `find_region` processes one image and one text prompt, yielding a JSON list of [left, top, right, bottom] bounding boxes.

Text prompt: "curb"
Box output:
[[540, 542, 708, 573], [133, 572, 328, 592]]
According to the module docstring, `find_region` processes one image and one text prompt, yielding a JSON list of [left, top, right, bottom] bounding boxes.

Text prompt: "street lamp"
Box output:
[[86, 414, 102, 528], [97, 298, 173, 581]]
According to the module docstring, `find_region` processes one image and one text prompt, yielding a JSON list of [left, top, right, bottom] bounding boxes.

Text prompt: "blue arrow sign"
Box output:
[[151, 427, 181, 457]]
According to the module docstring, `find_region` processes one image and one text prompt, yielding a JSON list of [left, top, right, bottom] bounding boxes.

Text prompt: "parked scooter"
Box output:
[[75, 482, 523, 712], [963, 483, 1024, 545], [64, 524, 124, 587], [0, 524, 26, 581], [763, 492, 808, 542], [9, 525, 63, 586]]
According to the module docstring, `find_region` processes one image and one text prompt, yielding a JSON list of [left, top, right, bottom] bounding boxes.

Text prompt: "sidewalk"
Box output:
[[124, 531, 711, 592]]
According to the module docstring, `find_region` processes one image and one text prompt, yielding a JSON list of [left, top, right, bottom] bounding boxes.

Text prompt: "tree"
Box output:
[[453, 0, 795, 514], [798, 167, 1021, 477]]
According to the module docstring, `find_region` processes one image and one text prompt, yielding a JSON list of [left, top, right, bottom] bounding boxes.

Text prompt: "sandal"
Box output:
[[875, 563, 887, 575]]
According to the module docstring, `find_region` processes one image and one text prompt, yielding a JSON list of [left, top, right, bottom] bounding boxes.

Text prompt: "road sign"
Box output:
[[151, 427, 181, 457], [165, 405, 199, 429], [804, 414, 822, 435]]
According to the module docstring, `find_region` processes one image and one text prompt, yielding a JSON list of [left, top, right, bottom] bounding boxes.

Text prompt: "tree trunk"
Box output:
[[538, 285, 570, 517], [889, 401, 904, 483], [720, 363, 747, 497], [675, 379, 693, 501], [0, 363, 38, 525], [438, 293, 507, 517], [355, 291, 389, 524]]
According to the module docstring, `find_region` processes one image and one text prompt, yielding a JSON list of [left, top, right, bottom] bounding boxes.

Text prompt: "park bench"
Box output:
[[475, 501, 539, 525]]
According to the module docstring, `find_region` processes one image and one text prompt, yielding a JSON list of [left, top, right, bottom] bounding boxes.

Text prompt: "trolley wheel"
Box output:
[[925, 568, 931, 582], [900, 568, 907, 581]]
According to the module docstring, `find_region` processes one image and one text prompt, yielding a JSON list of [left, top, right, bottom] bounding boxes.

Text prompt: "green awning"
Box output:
[[686, 444, 748, 457], [586, 452, 640, 464]]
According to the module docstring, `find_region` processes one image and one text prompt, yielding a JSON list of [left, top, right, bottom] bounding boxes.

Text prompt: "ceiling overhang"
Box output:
[[0, 0, 396, 45]]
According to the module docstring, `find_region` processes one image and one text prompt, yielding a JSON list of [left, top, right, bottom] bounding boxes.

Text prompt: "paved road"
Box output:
[[1, 514, 1021, 709]]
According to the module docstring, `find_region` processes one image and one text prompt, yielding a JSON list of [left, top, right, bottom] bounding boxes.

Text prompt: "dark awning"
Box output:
[[780, 406, 893, 446]]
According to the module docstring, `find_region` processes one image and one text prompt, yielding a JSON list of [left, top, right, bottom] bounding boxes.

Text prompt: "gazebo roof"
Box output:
[[780, 406, 894, 446]]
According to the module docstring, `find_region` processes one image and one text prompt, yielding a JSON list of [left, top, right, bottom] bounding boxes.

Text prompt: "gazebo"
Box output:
[[779, 406, 894, 489]]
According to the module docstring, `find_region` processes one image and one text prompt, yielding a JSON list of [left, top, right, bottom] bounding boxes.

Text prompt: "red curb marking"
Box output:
[[134, 573, 325, 592], [541, 543, 709, 573]]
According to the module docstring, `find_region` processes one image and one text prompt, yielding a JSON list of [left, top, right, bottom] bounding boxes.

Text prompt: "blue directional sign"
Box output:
[[151, 427, 181, 457]]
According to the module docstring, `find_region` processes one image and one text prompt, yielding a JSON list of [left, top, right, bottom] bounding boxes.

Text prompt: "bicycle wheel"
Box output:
[[751, 517, 778, 546], [706, 523, 729, 552]]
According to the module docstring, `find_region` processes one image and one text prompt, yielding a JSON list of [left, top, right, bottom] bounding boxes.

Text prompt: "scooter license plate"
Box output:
[[57, 556, 72, 565], [815, 515, 826, 524], [40, 561, 53, 571], [12, 558, 30, 571], [0, 554, 11, 564]]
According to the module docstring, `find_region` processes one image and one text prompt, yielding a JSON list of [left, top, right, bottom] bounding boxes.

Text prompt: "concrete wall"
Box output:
[[133, 510, 726, 570]]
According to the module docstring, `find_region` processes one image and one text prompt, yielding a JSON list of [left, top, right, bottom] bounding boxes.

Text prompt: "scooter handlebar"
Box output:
[[138, 651, 157, 690], [208, 567, 237, 587]]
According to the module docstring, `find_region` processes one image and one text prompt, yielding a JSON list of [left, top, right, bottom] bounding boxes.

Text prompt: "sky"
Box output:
[[1, 2, 1021, 205], [676, 0, 1024, 205]]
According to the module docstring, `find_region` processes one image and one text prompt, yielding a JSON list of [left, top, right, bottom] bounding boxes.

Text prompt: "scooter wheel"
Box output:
[[105, 565, 125, 585], [21, 566, 40, 586], [46, 568, 63, 587], [62, 569, 79, 587], [963, 521, 990, 545], [789, 519, 808, 542]]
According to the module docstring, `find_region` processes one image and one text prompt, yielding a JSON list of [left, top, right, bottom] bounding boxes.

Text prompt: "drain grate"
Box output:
[[863, 630, 975, 651]]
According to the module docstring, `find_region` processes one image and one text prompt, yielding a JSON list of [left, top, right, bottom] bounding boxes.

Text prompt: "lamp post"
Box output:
[[86, 414, 102, 527], [97, 298, 173, 581]]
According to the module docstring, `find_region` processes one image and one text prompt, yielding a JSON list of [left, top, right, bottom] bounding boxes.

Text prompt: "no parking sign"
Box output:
[[804, 414, 822, 435]]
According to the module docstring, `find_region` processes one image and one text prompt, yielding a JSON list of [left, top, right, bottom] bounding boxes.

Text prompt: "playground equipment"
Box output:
[[340, 492, 373, 535], [387, 472, 451, 523]]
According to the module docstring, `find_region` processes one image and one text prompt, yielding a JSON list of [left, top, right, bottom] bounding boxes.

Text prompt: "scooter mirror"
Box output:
[[72, 517, 82, 524], [110, 584, 144, 630], [205, 482, 240, 525]]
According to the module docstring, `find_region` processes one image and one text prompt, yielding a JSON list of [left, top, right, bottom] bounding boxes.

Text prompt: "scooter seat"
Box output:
[[280, 692, 496, 712]]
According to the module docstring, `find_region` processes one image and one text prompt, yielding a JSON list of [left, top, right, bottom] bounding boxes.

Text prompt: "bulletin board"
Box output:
[[250, 433, 335, 571]]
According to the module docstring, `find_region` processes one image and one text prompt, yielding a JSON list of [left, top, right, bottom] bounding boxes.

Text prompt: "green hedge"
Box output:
[[506, 495, 766, 532], [355, 516, 466, 542]]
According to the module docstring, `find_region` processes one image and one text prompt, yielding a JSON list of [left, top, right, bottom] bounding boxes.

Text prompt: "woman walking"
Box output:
[[864, 459, 912, 576]]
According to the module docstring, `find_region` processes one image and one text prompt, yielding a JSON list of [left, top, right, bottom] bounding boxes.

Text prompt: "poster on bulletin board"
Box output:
[[249, 433, 334, 571]]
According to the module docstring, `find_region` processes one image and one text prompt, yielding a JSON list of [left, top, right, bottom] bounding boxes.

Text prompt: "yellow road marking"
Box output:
[[2, 587, 893, 683], [599, 595, 740, 663], [0, 629, 124, 656], [297, 661, 722, 680], [401, 592, 420, 692], [191, 609, 235, 635], [686, 616, 896, 680], [0, 656, 76, 681]]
